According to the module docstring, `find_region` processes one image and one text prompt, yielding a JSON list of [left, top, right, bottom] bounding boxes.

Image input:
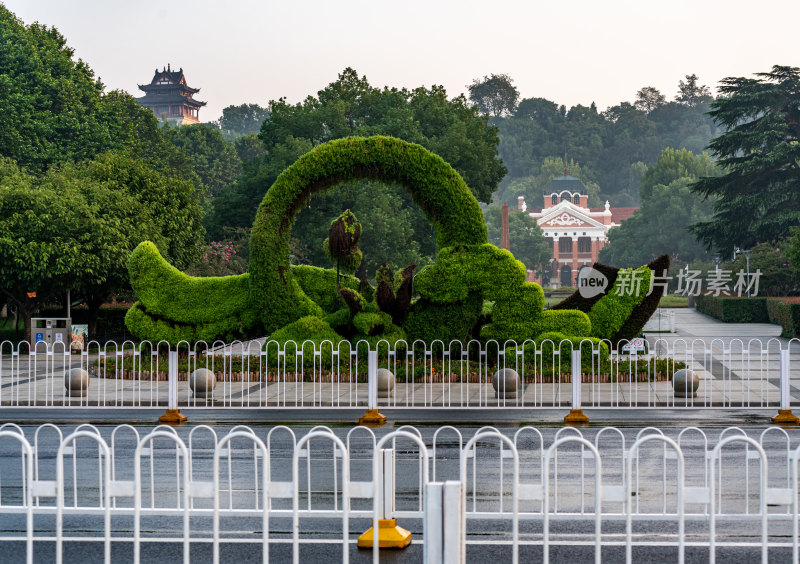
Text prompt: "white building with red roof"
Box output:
[[519, 175, 638, 287]]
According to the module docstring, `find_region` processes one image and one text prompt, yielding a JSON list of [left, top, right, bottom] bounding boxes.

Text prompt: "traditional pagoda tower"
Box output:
[[135, 64, 206, 125]]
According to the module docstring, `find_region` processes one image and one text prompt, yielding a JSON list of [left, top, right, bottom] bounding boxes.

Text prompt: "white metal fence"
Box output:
[[1, 337, 798, 412], [1, 424, 800, 562]]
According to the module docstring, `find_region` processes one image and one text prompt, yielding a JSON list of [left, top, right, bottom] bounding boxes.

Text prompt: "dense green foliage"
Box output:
[[323, 210, 363, 275], [0, 7, 107, 172], [249, 136, 489, 334], [766, 298, 800, 338], [164, 123, 241, 196], [695, 295, 770, 323], [292, 265, 371, 314], [587, 266, 652, 340], [723, 241, 800, 297], [599, 149, 718, 267], [216, 103, 270, 138], [125, 242, 259, 342], [484, 207, 552, 274], [468, 74, 520, 119], [691, 66, 800, 250], [0, 7, 208, 338], [208, 68, 506, 275], [493, 77, 719, 208]]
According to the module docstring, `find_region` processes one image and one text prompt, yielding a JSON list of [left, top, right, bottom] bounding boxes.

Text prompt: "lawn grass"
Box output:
[[659, 294, 689, 308]]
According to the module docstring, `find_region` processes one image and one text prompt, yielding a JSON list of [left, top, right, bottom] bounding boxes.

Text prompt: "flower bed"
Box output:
[[92, 354, 684, 384]]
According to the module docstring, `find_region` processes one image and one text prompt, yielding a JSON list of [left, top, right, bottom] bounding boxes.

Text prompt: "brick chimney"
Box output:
[[501, 202, 510, 250]]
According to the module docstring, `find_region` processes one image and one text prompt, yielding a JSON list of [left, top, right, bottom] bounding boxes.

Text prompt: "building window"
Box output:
[[551, 194, 558, 206], [559, 238, 572, 253], [562, 194, 570, 202], [578, 237, 592, 253], [573, 194, 580, 205]]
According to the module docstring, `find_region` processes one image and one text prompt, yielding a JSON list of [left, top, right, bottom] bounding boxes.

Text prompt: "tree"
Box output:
[[0, 159, 99, 335], [676, 74, 712, 107], [45, 152, 205, 335], [0, 7, 109, 172], [635, 86, 667, 113], [691, 66, 800, 250], [498, 156, 601, 208], [598, 148, 719, 267], [468, 73, 520, 119], [788, 221, 800, 272], [218, 103, 270, 137], [639, 147, 717, 200], [484, 207, 551, 274], [209, 68, 505, 277], [164, 123, 241, 196]]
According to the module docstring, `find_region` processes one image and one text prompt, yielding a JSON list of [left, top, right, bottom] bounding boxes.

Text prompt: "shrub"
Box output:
[[532, 310, 592, 338], [291, 265, 370, 314], [588, 266, 652, 340], [505, 333, 610, 373], [125, 242, 261, 343], [403, 295, 483, 344], [249, 136, 488, 334], [414, 243, 550, 341], [766, 297, 800, 337], [611, 254, 670, 343], [695, 295, 769, 323]]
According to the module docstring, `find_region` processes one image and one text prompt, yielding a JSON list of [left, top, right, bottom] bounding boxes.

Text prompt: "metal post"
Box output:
[[158, 349, 187, 424], [772, 349, 798, 425], [359, 349, 387, 425], [564, 349, 589, 425], [357, 448, 411, 549], [424, 481, 464, 564]]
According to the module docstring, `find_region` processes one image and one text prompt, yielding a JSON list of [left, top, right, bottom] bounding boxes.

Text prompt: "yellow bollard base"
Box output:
[[564, 409, 589, 426], [357, 519, 412, 549], [772, 409, 799, 426], [158, 409, 188, 425], [358, 409, 387, 426]]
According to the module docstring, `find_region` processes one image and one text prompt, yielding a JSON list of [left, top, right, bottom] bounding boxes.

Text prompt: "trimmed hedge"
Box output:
[[532, 310, 592, 338], [125, 242, 261, 343], [611, 255, 670, 344], [249, 136, 488, 334], [412, 243, 547, 342], [766, 298, 800, 338], [695, 295, 769, 323], [588, 266, 652, 341], [403, 295, 483, 344], [291, 265, 372, 314]]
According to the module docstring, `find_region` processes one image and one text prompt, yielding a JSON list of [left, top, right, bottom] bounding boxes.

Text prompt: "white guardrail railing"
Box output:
[[0, 337, 798, 410], [0, 425, 799, 563]]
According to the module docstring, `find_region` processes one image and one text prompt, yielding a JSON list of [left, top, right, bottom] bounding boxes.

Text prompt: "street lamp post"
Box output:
[[743, 250, 752, 297]]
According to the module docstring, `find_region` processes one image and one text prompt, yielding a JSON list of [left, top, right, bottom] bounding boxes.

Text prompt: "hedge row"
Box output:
[[766, 298, 800, 338], [249, 136, 488, 334], [695, 295, 770, 323]]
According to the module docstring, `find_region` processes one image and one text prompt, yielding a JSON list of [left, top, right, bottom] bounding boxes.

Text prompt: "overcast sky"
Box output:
[[5, 0, 799, 122]]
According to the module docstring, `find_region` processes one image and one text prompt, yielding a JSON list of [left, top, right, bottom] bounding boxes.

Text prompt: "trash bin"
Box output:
[[31, 318, 72, 349]]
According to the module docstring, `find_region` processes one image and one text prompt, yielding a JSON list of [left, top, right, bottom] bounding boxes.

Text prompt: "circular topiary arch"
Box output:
[[249, 136, 489, 333]]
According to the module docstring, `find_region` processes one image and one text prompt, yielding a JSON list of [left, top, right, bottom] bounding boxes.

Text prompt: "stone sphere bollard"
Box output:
[[492, 368, 520, 399], [190, 368, 217, 399], [65, 368, 89, 397], [672, 368, 699, 398], [377, 368, 395, 398]]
